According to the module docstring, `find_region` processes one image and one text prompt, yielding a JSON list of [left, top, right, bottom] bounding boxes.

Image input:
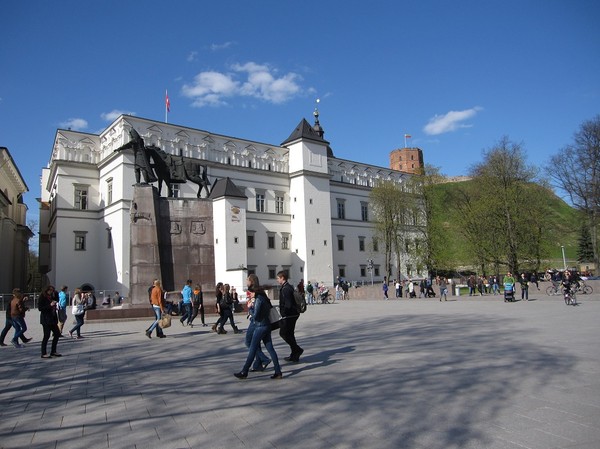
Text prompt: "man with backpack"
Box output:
[[277, 270, 304, 362]]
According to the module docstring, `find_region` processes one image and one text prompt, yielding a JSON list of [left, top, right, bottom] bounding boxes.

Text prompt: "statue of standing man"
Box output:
[[114, 128, 157, 184]]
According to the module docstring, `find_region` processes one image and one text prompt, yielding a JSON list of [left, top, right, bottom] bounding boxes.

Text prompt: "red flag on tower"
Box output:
[[165, 91, 171, 112]]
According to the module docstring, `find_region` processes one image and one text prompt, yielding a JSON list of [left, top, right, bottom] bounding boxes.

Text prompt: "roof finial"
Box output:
[[313, 98, 324, 138]]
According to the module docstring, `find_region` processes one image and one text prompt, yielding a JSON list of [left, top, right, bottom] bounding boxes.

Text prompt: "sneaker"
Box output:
[[145, 330, 152, 339], [234, 372, 248, 379], [270, 373, 283, 379], [69, 332, 74, 338], [41, 354, 52, 359], [22, 337, 32, 343], [50, 353, 62, 357], [11, 341, 22, 348]]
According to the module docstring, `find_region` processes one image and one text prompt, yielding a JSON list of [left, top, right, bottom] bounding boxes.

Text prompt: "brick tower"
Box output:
[[389, 147, 424, 174]]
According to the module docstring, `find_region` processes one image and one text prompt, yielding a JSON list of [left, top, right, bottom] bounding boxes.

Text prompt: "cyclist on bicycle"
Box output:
[[561, 271, 575, 300]]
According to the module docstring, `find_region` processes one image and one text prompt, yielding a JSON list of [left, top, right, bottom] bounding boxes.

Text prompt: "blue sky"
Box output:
[[1, 0, 599, 223]]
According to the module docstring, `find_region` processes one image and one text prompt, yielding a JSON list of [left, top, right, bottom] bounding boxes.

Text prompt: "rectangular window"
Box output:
[[360, 266, 366, 277], [256, 193, 265, 212], [339, 267, 346, 278], [247, 234, 255, 248], [275, 195, 284, 214], [107, 229, 112, 249], [281, 235, 289, 250], [268, 267, 277, 279], [374, 266, 380, 277], [359, 237, 365, 252], [267, 234, 275, 249], [337, 235, 344, 251], [74, 232, 87, 251], [74, 186, 88, 210], [171, 184, 180, 198], [337, 199, 345, 219], [361, 202, 368, 221], [107, 180, 113, 205]]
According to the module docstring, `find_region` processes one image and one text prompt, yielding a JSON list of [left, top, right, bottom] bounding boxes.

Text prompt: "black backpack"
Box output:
[[294, 291, 307, 313]]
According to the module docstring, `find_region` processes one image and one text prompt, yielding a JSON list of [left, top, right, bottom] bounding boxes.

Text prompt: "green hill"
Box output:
[[430, 179, 582, 272]]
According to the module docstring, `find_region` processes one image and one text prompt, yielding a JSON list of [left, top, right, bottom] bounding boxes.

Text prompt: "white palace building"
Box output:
[[39, 112, 424, 298]]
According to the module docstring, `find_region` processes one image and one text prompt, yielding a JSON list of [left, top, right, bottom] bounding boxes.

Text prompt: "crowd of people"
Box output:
[[142, 270, 304, 380], [0, 284, 96, 358]]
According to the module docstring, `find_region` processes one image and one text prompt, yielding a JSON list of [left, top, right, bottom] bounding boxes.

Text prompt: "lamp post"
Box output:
[[561, 245, 567, 271]]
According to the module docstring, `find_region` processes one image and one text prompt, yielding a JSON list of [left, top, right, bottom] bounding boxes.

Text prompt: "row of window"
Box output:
[[336, 199, 369, 221]]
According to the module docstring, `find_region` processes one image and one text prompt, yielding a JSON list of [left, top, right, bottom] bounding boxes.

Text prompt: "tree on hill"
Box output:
[[450, 137, 550, 274], [578, 223, 594, 263], [549, 115, 600, 270]]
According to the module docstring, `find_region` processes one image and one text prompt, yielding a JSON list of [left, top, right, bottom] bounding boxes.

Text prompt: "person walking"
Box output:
[[244, 274, 271, 372], [382, 282, 389, 300], [439, 278, 448, 301], [189, 284, 205, 327], [38, 285, 61, 358], [234, 282, 282, 380], [217, 284, 240, 334], [57, 285, 69, 335], [145, 280, 166, 339], [69, 288, 86, 339], [211, 282, 224, 333], [277, 270, 303, 362], [9, 289, 29, 348], [519, 273, 529, 301], [0, 292, 32, 346], [180, 279, 193, 326]]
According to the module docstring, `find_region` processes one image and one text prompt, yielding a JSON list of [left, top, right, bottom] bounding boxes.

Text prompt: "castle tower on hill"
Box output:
[[389, 147, 424, 174]]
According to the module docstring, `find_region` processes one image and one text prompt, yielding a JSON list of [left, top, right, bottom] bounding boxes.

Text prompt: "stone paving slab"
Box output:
[[1, 293, 599, 449]]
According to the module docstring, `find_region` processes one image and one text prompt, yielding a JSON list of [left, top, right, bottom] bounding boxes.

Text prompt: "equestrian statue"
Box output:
[[114, 128, 212, 198]]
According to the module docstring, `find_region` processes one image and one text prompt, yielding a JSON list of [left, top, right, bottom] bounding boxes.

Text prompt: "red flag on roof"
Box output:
[[165, 91, 171, 112]]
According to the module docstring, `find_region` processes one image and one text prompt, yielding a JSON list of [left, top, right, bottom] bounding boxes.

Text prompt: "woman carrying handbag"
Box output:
[[69, 288, 86, 339]]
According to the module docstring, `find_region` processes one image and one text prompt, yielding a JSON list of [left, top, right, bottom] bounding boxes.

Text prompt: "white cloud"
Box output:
[[101, 110, 136, 122], [187, 51, 198, 62], [59, 118, 88, 131], [210, 42, 234, 51], [181, 62, 303, 107], [423, 107, 483, 135]]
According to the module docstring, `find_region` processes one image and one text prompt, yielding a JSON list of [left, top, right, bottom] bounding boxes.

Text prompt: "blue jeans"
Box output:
[[180, 302, 192, 323], [11, 316, 26, 343], [245, 321, 270, 370], [69, 314, 84, 337], [241, 325, 281, 375], [148, 306, 162, 333]]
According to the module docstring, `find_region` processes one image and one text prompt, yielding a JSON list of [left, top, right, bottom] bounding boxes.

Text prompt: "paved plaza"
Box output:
[[1, 293, 600, 449]]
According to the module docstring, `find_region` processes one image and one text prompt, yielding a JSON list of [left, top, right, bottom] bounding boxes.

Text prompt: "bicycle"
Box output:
[[564, 288, 577, 306], [575, 282, 593, 295], [545, 283, 561, 296]]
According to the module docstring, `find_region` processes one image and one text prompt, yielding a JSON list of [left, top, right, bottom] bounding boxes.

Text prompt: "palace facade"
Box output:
[[38, 113, 424, 298]]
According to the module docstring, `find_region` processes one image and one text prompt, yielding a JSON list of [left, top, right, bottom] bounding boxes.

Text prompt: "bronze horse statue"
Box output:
[[144, 145, 211, 198], [115, 128, 211, 198]]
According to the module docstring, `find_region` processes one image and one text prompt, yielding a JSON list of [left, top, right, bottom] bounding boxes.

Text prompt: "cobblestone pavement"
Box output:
[[1, 292, 599, 449]]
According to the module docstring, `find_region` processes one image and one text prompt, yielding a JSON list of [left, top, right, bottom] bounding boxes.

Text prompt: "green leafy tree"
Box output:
[[453, 137, 548, 274], [370, 179, 423, 280], [549, 115, 600, 268]]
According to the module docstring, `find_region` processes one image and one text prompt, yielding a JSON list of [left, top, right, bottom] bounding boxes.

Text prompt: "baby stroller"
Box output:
[[503, 283, 515, 302]]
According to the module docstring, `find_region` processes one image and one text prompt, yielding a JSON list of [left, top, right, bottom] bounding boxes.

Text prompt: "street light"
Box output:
[[561, 245, 567, 271]]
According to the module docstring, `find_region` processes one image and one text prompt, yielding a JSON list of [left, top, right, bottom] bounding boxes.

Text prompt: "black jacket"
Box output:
[[38, 293, 58, 326], [279, 281, 298, 317]]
